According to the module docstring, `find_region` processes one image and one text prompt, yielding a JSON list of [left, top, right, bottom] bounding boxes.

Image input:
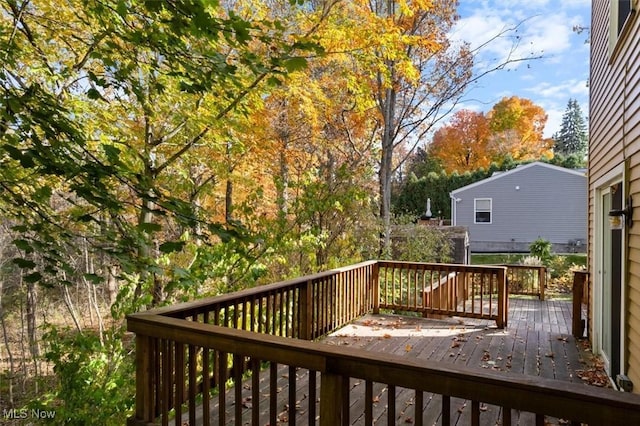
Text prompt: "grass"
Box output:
[[471, 252, 588, 299], [471, 253, 586, 267]]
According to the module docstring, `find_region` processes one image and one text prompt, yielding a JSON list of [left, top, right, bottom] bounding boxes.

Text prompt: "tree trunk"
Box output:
[[0, 278, 15, 406], [378, 85, 396, 257], [25, 277, 39, 391]]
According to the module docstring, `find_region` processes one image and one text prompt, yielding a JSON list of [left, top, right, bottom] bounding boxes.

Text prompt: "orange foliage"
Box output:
[[428, 110, 492, 173], [487, 96, 553, 162]]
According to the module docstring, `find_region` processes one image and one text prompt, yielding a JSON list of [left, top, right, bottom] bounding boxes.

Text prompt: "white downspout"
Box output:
[[449, 193, 457, 226]]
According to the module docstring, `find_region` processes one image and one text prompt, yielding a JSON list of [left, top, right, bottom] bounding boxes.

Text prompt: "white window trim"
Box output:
[[474, 198, 492, 224], [609, 0, 637, 58]]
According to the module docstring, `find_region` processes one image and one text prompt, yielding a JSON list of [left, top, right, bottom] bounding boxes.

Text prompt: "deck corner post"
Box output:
[[572, 270, 588, 338], [132, 332, 154, 424], [300, 280, 314, 340], [497, 267, 507, 328], [372, 261, 380, 314], [320, 371, 345, 426], [539, 267, 546, 301]]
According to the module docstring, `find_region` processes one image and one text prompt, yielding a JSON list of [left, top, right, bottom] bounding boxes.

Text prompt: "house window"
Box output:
[[474, 198, 492, 224], [610, 0, 636, 55], [618, 0, 632, 34]]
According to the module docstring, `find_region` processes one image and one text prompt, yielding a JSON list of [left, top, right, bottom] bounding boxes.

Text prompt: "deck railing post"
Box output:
[[320, 371, 345, 426], [497, 267, 507, 328], [572, 270, 589, 338], [128, 333, 154, 425], [539, 267, 546, 301], [372, 261, 380, 314], [299, 280, 314, 340]]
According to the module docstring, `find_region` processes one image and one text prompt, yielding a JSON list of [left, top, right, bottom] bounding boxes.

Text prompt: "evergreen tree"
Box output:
[[554, 99, 588, 157]]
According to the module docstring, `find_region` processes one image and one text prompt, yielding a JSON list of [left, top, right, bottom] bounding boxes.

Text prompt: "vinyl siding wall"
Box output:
[[590, 0, 640, 392], [452, 164, 586, 253]]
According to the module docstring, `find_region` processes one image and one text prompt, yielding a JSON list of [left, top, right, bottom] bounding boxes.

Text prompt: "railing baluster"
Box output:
[[471, 400, 480, 426], [174, 342, 184, 426], [442, 395, 450, 426], [415, 390, 423, 426], [188, 344, 196, 425], [365, 380, 373, 425], [234, 354, 242, 426], [308, 370, 317, 425], [218, 351, 227, 426], [202, 346, 210, 426], [161, 339, 170, 426], [387, 384, 396, 426], [289, 365, 296, 426], [242, 299, 248, 331], [270, 362, 278, 426], [251, 358, 260, 426], [265, 292, 272, 335]]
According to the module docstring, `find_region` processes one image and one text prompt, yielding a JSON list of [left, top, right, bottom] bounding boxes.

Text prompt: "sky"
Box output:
[[451, 0, 591, 138]]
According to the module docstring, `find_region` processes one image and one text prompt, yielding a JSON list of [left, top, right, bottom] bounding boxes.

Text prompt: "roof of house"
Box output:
[[450, 161, 586, 195]]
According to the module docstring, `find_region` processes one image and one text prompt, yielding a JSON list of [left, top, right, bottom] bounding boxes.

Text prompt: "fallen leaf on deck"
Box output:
[[405, 344, 412, 352], [383, 333, 392, 339]]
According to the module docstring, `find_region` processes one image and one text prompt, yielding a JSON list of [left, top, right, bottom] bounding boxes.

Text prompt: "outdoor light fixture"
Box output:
[[609, 196, 633, 228]]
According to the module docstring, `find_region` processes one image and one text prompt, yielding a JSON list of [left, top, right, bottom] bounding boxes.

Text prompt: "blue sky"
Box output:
[[451, 0, 591, 137]]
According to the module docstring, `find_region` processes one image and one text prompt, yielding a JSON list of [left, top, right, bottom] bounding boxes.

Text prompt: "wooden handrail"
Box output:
[[127, 312, 640, 425], [501, 264, 547, 300], [143, 260, 378, 319]]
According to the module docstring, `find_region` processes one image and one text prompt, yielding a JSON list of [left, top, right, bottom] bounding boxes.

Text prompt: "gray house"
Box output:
[[450, 162, 587, 253]]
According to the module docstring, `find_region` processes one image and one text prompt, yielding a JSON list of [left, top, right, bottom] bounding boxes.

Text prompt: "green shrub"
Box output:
[[35, 326, 134, 425], [529, 238, 552, 264]]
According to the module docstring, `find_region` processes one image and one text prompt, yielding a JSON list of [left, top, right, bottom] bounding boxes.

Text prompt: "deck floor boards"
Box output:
[[185, 296, 597, 425]]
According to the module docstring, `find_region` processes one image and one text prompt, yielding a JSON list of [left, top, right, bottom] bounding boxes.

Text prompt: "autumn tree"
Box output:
[[0, 0, 328, 420], [487, 96, 554, 162], [337, 0, 472, 255], [428, 109, 491, 173], [553, 98, 588, 157], [246, 4, 380, 273]]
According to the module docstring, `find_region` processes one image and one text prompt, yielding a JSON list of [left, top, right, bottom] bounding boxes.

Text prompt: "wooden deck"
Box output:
[[191, 296, 600, 425]]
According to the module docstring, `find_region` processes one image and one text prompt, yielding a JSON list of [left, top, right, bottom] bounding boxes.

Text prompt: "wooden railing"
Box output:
[[502, 264, 547, 300], [126, 261, 640, 426], [127, 312, 640, 425], [572, 270, 590, 338], [376, 261, 507, 328], [127, 261, 378, 425]]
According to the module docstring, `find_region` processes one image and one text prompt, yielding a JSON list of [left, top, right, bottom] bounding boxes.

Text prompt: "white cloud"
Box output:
[[525, 79, 589, 100], [452, 10, 575, 72]]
